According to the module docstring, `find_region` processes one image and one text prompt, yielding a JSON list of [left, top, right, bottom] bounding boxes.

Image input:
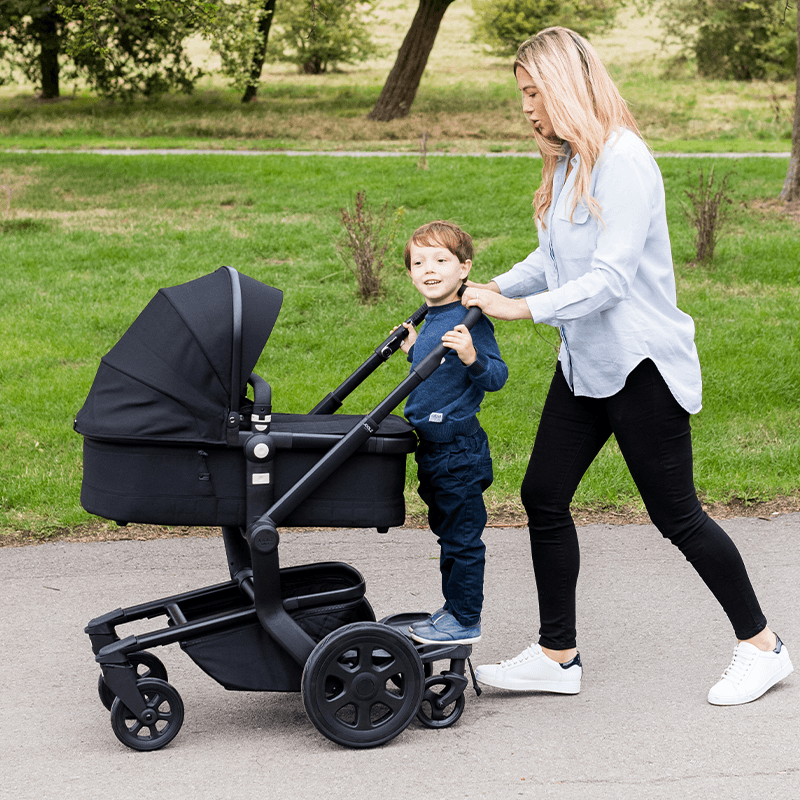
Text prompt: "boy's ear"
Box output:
[[459, 259, 472, 280]]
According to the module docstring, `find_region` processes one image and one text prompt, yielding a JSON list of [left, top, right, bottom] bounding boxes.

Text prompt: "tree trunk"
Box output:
[[35, 10, 61, 99], [780, 0, 800, 202], [242, 0, 277, 103], [367, 0, 455, 122]]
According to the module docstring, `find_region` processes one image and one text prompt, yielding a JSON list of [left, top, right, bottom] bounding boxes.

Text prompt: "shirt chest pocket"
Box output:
[[553, 201, 596, 266]]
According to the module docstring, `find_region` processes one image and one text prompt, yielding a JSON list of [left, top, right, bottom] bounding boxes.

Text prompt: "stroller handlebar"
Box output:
[[375, 301, 429, 361], [308, 283, 481, 416]]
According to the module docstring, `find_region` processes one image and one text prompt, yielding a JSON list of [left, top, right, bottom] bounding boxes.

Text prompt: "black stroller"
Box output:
[[77, 267, 483, 751]]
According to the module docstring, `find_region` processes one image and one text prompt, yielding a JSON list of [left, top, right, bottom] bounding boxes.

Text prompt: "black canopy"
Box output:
[[75, 268, 283, 445]]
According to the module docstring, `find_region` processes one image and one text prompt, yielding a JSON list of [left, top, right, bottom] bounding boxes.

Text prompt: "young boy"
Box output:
[[397, 221, 508, 646]]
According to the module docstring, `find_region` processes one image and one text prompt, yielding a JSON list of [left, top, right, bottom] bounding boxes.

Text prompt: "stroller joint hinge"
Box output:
[[252, 413, 271, 432]]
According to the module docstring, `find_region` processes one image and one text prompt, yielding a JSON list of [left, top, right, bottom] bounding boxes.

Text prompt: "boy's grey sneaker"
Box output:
[[475, 643, 582, 693], [409, 612, 481, 645], [408, 606, 449, 633], [708, 635, 793, 705]]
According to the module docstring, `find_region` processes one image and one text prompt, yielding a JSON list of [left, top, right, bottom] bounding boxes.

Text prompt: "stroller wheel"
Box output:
[[416, 675, 466, 729], [110, 678, 184, 751], [301, 622, 424, 748], [98, 652, 168, 711]]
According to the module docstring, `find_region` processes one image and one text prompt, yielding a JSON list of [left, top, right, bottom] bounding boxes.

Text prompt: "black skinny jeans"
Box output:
[[522, 359, 767, 650]]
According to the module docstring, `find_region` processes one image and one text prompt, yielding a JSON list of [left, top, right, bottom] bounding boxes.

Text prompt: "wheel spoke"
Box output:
[[127, 717, 143, 736], [328, 660, 357, 685], [368, 648, 396, 675], [353, 699, 383, 731], [378, 689, 405, 713], [326, 694, 354, 717]]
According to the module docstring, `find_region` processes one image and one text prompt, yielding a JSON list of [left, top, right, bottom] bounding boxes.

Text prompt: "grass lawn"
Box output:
[[1, 2, 797, 539], [1, 151, 798, 538]]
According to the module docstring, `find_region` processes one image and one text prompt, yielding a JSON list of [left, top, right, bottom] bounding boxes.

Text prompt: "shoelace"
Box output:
[[720, 645, 757, 685], [500, 644, 539, 668]]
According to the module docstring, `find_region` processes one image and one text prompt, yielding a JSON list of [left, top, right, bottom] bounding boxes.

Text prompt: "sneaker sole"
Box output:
[[475, 670, 581, 694], [708, 660, 794, 706], [410, 631, 481, 645]]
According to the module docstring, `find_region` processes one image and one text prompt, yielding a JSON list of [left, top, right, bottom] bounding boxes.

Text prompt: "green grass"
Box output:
[[0, 76, 793, 155], [1, 152, 798, 537]]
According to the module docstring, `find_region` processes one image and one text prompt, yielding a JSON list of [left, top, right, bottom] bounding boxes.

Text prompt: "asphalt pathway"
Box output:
[[2, 515, 798, 800]]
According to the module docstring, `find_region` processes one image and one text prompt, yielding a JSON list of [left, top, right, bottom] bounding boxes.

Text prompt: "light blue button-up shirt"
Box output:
[[493, 129, 702, 413]]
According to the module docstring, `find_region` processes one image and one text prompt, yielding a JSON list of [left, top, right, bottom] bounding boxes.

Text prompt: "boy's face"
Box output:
[[407, 243, 471, 306]]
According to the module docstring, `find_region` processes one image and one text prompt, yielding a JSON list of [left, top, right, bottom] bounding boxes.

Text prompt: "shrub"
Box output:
[[680, 166, 734, 264], [337, 191, 405, 303], [270, 0, 379, 74], [658, 0, 797, 81], [471, 0, 620, 57]]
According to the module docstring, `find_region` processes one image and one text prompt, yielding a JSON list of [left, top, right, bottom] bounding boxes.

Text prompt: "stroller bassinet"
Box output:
[[75, 267, 414, 530], [80, 267, 482, 751]]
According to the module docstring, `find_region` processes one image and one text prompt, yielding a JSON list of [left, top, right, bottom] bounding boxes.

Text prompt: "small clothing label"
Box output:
[[428, 412, 443, 423]]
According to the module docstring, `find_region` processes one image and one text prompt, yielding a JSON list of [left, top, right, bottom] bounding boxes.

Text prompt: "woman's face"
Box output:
[[516, 66, 556, 140]]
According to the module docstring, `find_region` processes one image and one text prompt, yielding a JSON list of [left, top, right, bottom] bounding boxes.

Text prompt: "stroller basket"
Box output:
[[180, 562, 374, 692]]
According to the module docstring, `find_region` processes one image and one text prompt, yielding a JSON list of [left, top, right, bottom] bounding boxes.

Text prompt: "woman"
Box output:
[[464, 27, 792, 704]]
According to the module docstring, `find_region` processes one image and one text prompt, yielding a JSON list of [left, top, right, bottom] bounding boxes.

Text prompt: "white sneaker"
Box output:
[[708, 635, 793, 705], [475, 643, 582, 693]]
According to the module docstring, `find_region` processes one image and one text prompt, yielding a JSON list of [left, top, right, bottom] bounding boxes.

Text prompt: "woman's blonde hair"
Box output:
[[514, 27, 642, 226]]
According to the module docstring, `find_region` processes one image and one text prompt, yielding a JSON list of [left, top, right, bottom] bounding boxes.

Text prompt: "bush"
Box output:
[[471, 0, 620, 57], [270, 0, 379, 74], [337, 191, 405, 303], [680, 166, 734, 264], [658, 0, 797, 81]]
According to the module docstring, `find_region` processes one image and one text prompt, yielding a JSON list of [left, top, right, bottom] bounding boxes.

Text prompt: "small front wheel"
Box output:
[[416, 674, 466, 729], [110, 678, 184, 751], [98, 652, 168, 711]]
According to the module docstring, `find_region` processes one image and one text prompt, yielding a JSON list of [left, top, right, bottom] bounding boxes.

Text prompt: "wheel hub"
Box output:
[[353, 673, 379, 700]]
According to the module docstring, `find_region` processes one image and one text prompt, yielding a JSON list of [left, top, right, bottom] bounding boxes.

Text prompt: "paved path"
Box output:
[[2, 515, 798, 799]]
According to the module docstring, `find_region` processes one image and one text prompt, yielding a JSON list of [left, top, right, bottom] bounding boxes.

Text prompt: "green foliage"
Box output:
[[209, 0, 275, 91], [470, 0, 620, 57], [269, 0, 380, 74], [60, 1, 207, 99], [657, 0, 797, 81], [0, 1, 218, 99], [0, 1, 74, 95]]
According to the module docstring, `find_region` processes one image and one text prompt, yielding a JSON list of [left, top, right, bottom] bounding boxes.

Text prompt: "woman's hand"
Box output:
[[462, 285, 533, 321]]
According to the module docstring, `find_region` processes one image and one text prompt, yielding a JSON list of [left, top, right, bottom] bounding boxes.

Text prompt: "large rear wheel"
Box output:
[[301, 622, 424, 748]]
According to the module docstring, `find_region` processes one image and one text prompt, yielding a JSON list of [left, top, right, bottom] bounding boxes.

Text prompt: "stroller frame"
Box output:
[[82, 268, 483, 750]]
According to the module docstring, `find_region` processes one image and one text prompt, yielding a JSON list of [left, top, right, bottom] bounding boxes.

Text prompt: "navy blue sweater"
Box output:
[[404, 301, 508, 442]]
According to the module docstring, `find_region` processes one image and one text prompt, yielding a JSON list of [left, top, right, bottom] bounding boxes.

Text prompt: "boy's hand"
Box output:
[[441, 324, 476, 366], [391, 322, 417, 354]]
